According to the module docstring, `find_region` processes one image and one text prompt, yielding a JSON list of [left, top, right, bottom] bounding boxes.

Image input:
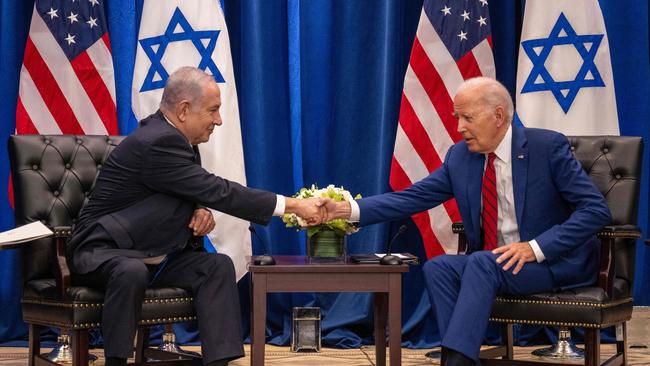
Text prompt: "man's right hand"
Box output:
[[322, 200, 352, 222], [285, 197, 327, 225]]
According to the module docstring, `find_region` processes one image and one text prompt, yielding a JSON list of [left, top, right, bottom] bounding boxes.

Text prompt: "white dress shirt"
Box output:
[[349, 124, 545, 262], [491, 125, 545, 262]]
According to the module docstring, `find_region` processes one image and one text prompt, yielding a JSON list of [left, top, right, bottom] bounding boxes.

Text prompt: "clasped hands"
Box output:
[[285, 197, 351, 226]]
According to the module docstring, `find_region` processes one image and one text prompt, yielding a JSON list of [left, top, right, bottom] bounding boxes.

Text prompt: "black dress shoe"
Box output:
[[205, 360, 228, 366], [442, 347, 476, 366], [105, 357, 127, 366]]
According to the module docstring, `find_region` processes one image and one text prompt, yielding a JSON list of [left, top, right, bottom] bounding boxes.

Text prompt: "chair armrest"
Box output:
[[0, 224, 66, 251], [52, 226, 73, 299], [53, 226, 73, 238], [597, 225, 641, 240], [1, 225, 73, 298], [452, 222, 467, 254], [597, 225, 641, 298]]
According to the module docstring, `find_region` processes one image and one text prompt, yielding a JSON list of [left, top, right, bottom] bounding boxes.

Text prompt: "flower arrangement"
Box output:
[[282, 184, 361, 238]]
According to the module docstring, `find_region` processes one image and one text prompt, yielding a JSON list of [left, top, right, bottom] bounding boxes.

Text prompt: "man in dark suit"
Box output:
[[324, 77, 611, 365], [68, 67, 324, 366]]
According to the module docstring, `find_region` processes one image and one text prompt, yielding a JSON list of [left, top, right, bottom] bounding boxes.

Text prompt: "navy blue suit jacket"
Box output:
[[68, 111, 276, 272], [359, 126, 611, 289]]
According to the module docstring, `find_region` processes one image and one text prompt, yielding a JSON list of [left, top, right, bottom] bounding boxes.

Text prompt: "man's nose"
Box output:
[[456, 120, 466, 133], [214, 113, 222, 126]]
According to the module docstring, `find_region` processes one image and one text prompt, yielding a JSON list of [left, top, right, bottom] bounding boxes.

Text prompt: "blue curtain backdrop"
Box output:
[[1, 0, 648, 349]]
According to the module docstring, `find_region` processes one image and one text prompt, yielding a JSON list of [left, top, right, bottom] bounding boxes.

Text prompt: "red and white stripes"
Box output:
[[16, 6, 118, 136]]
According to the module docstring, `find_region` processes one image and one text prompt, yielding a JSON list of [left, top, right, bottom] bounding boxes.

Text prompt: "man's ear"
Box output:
[[177, 100, 191, 122], [494, 105, 505, 128]]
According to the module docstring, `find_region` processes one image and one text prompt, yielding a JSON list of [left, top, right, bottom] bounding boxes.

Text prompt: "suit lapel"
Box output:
[[148, 111, 199, 163], [193, 145, 201, 164], [466, 152, 485, 241], [511, 126, 528, 226]]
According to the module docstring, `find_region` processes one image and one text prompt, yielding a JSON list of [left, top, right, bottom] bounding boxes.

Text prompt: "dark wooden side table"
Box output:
[[249, 256, 409, 366]]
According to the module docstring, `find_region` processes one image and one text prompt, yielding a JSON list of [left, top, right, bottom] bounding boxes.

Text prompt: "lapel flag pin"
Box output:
[[518, 154, 525, 159]]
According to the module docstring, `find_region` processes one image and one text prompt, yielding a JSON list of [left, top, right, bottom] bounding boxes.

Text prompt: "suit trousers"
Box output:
[[74, 249, 244, 363], [422, 251, 556, 362]]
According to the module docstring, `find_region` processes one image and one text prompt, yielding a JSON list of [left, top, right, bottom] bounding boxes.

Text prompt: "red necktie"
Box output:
[[482, 153, 498, 250]]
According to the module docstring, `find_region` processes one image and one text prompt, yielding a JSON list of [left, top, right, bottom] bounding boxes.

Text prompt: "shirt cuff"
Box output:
[[349, 200, 360, 222], [528, 239, 546, 263], [273, 195, 286, 216]]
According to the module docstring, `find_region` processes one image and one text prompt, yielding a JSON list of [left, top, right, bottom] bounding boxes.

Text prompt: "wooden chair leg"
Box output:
[[503, 323, 514, 360], [584, 328, 600, 366], [71, 330, 89, 366], [28, 324, 42, 366], [135, 327, 150, 363], [616, 322, 627, 365]]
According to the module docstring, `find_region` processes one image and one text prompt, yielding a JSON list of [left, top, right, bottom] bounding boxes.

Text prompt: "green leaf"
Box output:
[[307, 226, 323, 238]]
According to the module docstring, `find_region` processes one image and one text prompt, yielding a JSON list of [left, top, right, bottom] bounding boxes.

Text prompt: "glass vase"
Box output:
[[307, 228, 346, 262]]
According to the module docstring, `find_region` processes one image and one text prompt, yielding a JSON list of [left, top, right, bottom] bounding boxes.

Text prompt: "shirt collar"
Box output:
[[489, 124, 512, 164], [162, 113, 177, 129]]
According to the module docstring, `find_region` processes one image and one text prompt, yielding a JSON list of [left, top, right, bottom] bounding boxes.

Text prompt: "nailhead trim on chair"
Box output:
[[23, 297, 194, 308], [488, 317, 626, 329], [597, 230, 640, 238], [22, 297, 196, 329], [74, 303, 103, 308], [143, 297, 194, 304], [139, 316, 197, 325], [24, 316, 199, 329], [53, 228, 72, 237], [493, 296, 632, 308]]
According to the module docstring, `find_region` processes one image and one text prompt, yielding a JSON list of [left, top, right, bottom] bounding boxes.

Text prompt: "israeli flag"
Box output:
[[516, 0, 619, 135], [132, 0, 251, 280]]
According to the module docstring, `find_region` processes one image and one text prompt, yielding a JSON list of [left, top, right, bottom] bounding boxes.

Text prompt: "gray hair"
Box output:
[[456, 77, 514, 123], [160, 66, 216, 111]]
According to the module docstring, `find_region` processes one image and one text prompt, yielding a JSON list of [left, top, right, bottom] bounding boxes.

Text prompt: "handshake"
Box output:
[[285, 197, 350, 226]]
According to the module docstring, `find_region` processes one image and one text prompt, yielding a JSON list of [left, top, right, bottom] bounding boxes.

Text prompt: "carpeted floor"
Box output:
[[1, 344, 649, 365]]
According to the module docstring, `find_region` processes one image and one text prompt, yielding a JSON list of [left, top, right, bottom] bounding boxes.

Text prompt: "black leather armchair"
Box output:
[[451, 136, 644, 366], [9, 135, 200, 366]]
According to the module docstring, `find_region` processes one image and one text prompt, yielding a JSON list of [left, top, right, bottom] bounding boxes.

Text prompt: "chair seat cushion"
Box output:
[[490, 279, 633, 328], [22, 279, 196, 329]]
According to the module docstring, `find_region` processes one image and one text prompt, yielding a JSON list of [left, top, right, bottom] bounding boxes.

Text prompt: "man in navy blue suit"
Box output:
[[68, 67, 325, 366], [324, 77, 611, 365]]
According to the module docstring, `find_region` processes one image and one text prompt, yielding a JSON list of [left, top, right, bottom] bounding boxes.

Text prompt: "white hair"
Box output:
[[456, 77, 514, 122]]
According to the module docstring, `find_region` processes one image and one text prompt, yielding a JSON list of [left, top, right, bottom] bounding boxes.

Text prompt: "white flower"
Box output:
[[296, 215, 308, 227], [341, 190, 352, 201], [283, 184, 361, 235]]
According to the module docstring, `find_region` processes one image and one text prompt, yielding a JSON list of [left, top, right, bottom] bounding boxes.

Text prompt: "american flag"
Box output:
[[389, 0, 495, 258], [16, 0, 118, 135]]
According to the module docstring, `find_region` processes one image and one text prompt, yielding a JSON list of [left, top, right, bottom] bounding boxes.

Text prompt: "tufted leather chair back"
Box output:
[[568, 136, 643, 292], [9, 135, 124, 283]]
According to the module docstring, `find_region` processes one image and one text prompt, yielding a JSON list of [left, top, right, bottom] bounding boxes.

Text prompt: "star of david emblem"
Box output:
[[139, 7, 225, 92], [520, 13, 605, 113]]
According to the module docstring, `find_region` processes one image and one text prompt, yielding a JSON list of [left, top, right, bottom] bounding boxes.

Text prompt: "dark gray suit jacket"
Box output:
[[68, 110, 276, 273]]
